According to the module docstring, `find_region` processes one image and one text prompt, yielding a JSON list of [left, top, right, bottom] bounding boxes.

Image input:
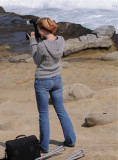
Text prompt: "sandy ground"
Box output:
[[0, 49, 118, 160]]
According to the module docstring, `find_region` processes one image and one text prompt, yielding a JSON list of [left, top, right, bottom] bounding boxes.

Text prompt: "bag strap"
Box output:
[[16, 135, 26, 139]]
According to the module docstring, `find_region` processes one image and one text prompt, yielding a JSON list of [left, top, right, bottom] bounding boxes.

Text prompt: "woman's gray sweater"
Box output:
[[30, 36, 65, 78]]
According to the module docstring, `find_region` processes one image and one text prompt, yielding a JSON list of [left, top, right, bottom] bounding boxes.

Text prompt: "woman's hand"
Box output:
[[27, 32, 35, 38]]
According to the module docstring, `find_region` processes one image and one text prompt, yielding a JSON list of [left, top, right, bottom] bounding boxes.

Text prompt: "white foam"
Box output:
[[0, 0, 118, 32], [0, 0, 118, 10]]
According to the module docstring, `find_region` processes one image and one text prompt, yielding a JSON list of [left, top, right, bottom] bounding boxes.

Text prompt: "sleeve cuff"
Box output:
[[30, 37, 38, 46]]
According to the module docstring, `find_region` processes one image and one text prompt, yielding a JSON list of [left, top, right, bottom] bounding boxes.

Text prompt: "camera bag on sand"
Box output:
[[4, 135, 41, 160]]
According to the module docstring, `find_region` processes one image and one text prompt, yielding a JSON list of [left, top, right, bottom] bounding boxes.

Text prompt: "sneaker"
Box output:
[[40, 149, 48, 154], [63, 141, 75, 147]]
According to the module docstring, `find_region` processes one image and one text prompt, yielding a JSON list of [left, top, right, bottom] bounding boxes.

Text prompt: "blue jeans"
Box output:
[[34, 75, 76, 152]]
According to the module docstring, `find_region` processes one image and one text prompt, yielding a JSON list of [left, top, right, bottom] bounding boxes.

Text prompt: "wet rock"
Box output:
[[0, 9, 39, 54], [56, 22, 93, 40], [101, 51, 118, 61], [112, 33, 118, 51], [85, 112, 117, 127], [93, 25, 116, 38]]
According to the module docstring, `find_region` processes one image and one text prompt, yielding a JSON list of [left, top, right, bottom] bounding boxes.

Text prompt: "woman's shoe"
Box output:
[[40, 149, 48, 154], [63, 141, 75, 147]]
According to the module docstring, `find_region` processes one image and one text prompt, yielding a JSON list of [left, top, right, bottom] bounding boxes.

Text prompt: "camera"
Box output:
[[26, 19, 41, 40]]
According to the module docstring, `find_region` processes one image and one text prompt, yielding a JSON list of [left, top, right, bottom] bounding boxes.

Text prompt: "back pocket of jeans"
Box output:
[[56, 78, 62, 88]]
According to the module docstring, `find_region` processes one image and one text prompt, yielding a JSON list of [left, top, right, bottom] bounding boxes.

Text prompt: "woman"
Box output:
[[29, 17, 76, 153]]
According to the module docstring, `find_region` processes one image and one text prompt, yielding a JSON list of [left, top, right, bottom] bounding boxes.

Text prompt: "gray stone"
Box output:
[[64, 38, 84, 56], [79, 35, 88, 48], [61, 62, 71, 68], [101, 51, 118, 61], [98, 37, 112, 48], [86, 34, 98, 48], [85, 112, 117, 127], [9, 54, 31, 63], [63, 83, 93, 102], [49, 83, 93, 104], [64, 42, 72, 56], [64, 34, 112, 57], [93, 25, 116, 38], [25, 57, 33, 63]]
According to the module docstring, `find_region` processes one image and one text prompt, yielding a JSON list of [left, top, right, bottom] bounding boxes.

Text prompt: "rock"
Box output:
[[98, 37, 112, 48], [101, 51, 118, 61], [64, 38, 84, 56], [0, 10, 38, 55], [9, 54, 31, 63], [61, 62, 71, 68], [0, 8, 116, 58], [56, 22, 93, 40], [86, 34, 97, 47], [25, 57, 33, 63], [79, 35, 88, 48], [63, 84, 93, 102], [64, 34, 112, 56], [63, 41, 72, 56], [112, 33, 118, 51], [93, 25, 116, 38], [84, 87, 118, 127], [85, 112, 117, 127], [80, 34, 112, 49], [49, 83, 93, 104], [0, 6, 5, 13], [86, 34, 100, 48]]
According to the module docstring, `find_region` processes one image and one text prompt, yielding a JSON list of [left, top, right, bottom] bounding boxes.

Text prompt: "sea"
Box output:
[[0, 0, 118, 33]]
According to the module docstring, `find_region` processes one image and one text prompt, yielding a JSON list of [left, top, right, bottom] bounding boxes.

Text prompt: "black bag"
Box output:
[[5, 135, 41, 160]]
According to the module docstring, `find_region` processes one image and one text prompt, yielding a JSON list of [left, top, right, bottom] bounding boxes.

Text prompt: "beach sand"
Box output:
[[0, 49, 118, 160]]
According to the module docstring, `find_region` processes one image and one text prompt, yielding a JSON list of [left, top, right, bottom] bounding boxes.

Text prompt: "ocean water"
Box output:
[[0, 0, 118, 32]]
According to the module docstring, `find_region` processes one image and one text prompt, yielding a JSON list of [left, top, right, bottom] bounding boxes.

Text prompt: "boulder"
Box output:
[[93, 25, 116, 38], [86, 34, 98, 48], [49, 84, 93, 104], [101, 51, 118, 61], [85, 87, 118, 127], [85, 112, 117, 127], [79, 35, 89, 48], [64, 34, 112, 56], [112, 33, 118, 50], [98, 36, 112, 48], [25, 57, 33, 63], [56, 22, 93, 40], [61, 62, 71, 68], [9, 54, 31, 63], [63, 84, 93, 103], [64, 38, 84, 56], [0, 6, 5, 13]]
